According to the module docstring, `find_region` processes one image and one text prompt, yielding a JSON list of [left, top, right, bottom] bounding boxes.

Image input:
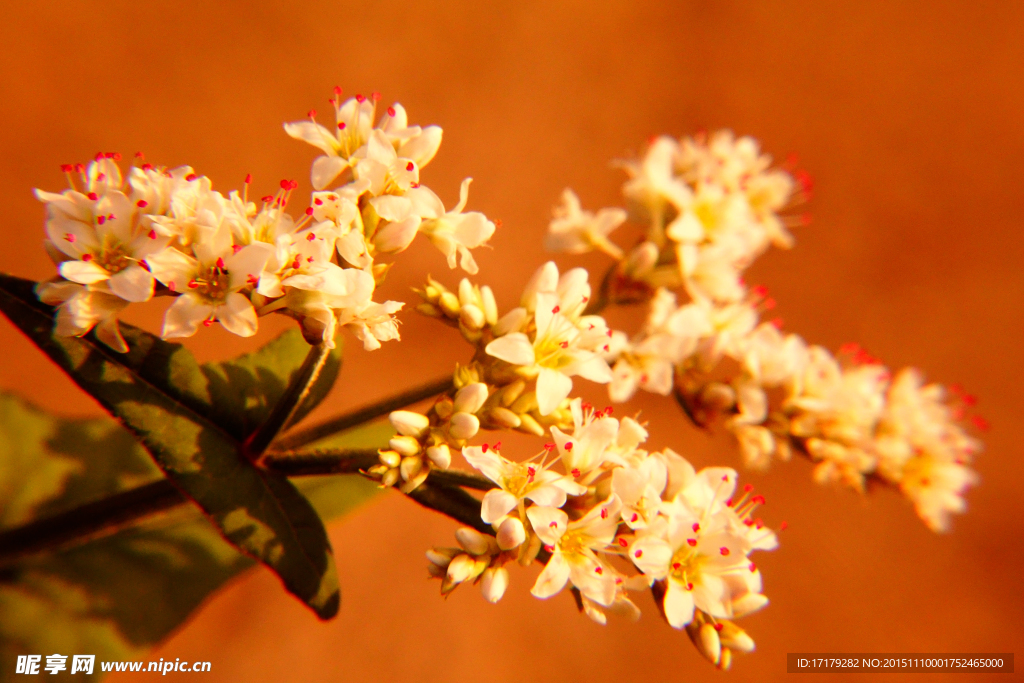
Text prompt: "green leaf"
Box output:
[[0, 274, 339, 618], [0, 392, 386, 681]]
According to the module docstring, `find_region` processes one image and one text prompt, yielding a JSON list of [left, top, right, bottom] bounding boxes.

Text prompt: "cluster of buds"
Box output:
[[415, 276, 498, 343], [426, 528, 509, 602], [683, 609, 755, 670], [35, 89, 498, 352]]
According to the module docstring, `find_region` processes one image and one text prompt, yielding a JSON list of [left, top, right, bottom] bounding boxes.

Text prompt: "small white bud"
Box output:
[[454, 382, 489, 414], [389, 410, 430, 437], [439, 292, 461, 318], [449, 412, 480, 440], [426, 548, 455, 568], [389, 435, 422, 457], [459, 303, 486, 330], [486, 406, 521, 429], [698, 623, 722, 665], [458, 278, 475, 307], [379, 450, 401, 468], [496, 517, 526, 550], [446, 553, 476, 584], [731, 592, 769, 617], [426, 444, 452, 469], [624, 240, 659, 277], [719, 622, 755, 653], [480, 566, 509, 603], [455, 527, 491, 555], [480, 286, 498, 325], [381, 468, 400, 488], [399, 455, 423, 481]]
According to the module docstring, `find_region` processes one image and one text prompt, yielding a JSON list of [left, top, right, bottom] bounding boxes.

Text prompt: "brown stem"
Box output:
[[272, 375, 454, 451]]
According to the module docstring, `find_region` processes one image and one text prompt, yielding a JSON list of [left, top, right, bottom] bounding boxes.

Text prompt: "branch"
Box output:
[[272, 375, 454, 451]]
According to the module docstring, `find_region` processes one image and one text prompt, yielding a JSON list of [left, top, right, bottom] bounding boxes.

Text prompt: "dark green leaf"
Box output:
[[0, 392, 386, 681], [0, 274, 338, 618]]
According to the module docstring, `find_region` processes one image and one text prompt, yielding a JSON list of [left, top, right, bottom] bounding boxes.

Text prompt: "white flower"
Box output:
[[417, 179, 496, 274], [462, 445, 585, 524], [36, 279, 130, 352], [549, 398, 619, 478], [146, 229, 271, 338], [621, 136, 692, 229], [545, 189, 625, 258], [285, 93, 443, 191], [527, 497, 623, 606], [485, 292, 613, 415]]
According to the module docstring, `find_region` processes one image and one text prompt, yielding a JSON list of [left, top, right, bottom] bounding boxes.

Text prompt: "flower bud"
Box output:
[[381, 468, 400, 488], [717, 647, 733, 671], [480, 286, 498, 325], [459, 303, 486, 330], [455, 527, 492, 555], [400, 455, 423, 481], [415, 302, 441, 318], [426, 444, 452, 470], [691, 623, 722, 666], [731, 592, 769, 617], [718, 621, 755, 653], [480, 566, 509, 603], [624, 240, 659, 277], [492, 307, 528, 336], [454, 382, 489, 414], [496, 517, 526, 550], [426, 548, 457, 568], [701, 382, 737, 411], [439, 292, 461, 318], [389, 435, 422, 456], [510, 391, 538, 415], [446, 553, 477, 584], [458, 278, 475, 307], [517, 413, 545, 436], [450, 412, 480, 440], [389, 410, 430, 437], [486, 406, 521, 429], [499, 380, 526, 407], [379, 450, 401, 468]]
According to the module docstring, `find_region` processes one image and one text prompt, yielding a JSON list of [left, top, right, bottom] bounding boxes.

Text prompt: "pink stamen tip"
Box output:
[[405, 161, 414, 171], [687, 538, 697, 547], [780, 521, 789, 531], [763, 297, 776, 310], [136, 200, 149, 208], [75, 163, 86, 172], [672, 562, 681, 570], [141, 163, 153, 171], [971, 416, 990, 431], [543, 443, 555, 451], [594, 566, 603, 574], [305, 207, 314, 216], [216, 257, 225, 269], [751, 495, 766, 505], [306, 256, 313, 263], [544, 544, 554, 552], [306, 232, 316, 240], [770, 317, 784, 329], [371, 91, 381, 102], [603, 344, 610, 352], [307, 109, 317, 118], [333, 85, 343, 96], [96, 173, 106, 181], [743, 483, 753, 492], [61, 163, 73, 172], [387, 106, 396, 117], [82, 253, 93, 262], [686, 583, 694, 591], [87, 192, 98, 201], [714, 623, 724, 632], [600, 508, 608, 519], [64, 233, 76, 243], [527, 466, 536, 475], [618, 538, 628, 547], [314, 198, 323, 205], [692, 523, 700, 532], [564, 442, 573, 451], [481, 444, 489, 453], [338, 122, 346, 130], [606, 329, 612, 337], [963, 394, 978, 407], [148, 229, 157, 239], [634, 549, 643, 558], [549, 521, 558, 528], [571, 468, 581, 477], [355, 94, 365, 103], [247, 274, 259, 285], [232, 244, 243, 254], [202, 319, 213, 327], [630, 513, 639, 522], [552, 305, 560, 313], [244, 173, 252, 184], [754, 518, 764, 529], [261, 195, 273, 203], [493, 442, 501, 451], [97, 216, 106, 225], [280, 179, 291, 190], [722, 475, 729, 482], [185, 173, 198, 182], [187, 280, 198, 289], [720, 547, 730, 556], [559, 341, 568, 348]]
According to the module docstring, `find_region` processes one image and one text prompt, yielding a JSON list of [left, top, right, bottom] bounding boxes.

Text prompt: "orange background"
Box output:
[[1, 2, 1022, 681]]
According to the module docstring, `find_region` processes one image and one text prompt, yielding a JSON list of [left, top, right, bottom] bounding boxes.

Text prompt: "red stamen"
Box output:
[[148, 229, 157, 239], [552, 305, 560, 313], [405, 161, 414, 171], [571, 468, 581, 477], [314, 198, 323, 205], [564, 442, 573, 451], [720, 547, 730, 556], [244, 173, 252, 184], [306, 232, 316, 240], [82, 253, 93, 262], [387, 106, 396, 117], [687, 538, 697, 547], [338, 122, 346, 130], [634, 549, 643, 558], [64, 233, 76, 243], [594, 566, 603, 574], [305, 207, 314, 216], [136, 200, 149, 208], [216, 257, 225, 269], [185, 173, 197, 182], [87, 192, 98, 201]]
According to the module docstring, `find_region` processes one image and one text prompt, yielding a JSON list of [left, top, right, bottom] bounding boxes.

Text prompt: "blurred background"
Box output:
[[1, 1, 1021, 681]]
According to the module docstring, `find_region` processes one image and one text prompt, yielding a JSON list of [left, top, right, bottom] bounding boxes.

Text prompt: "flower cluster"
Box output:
[[427, 399, 776, 669], [35, 89, 497, 351], [543, 131, 982, 532]]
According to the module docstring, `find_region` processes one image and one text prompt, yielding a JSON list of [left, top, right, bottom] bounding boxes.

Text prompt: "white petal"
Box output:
[[569, 354, 613, 383], [107, 264, 154, 302], [283, 121, 338, 155], [526, 506, 568, 546], [398, 125, 442, 167], [524, 484, 568, 509], [664, 579, 696, 628], [59, 260, 109, 285], [146, 248, 198, 292], [480, 489, 517, 524], [311, 155, 347, 191], [530, 550, 571, 600], [485, 333, 535, 366], [536, 367, 573, 416], [162, 294, 212, 338], [216, 292, 259, 337]]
